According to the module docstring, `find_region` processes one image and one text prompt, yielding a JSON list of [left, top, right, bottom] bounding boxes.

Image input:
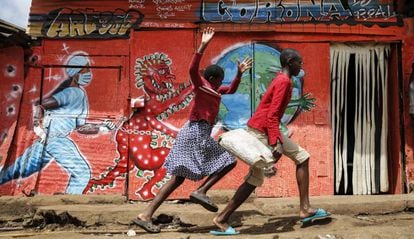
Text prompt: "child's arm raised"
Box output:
[[189, 27, 215, 88], [190, 27, 214, 88], [197, 27, 215, 54]]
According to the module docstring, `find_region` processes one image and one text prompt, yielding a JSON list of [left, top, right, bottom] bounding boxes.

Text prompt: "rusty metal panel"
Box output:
[[0, 47, 25, 177]]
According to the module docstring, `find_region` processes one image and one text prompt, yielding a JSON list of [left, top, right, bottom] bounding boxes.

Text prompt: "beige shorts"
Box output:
[[244, 127, 310, 187]]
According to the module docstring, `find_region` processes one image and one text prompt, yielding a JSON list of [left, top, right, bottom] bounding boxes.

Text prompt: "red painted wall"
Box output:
[[1, 0, 414, 199], [402, 18, 414, 193], [0, 40, 131, 195], [1, 27, 411, 198], [0, 46, 25, 172]]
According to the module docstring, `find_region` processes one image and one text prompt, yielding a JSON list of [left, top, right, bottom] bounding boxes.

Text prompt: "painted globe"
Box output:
[[216, 43, 303, 130]]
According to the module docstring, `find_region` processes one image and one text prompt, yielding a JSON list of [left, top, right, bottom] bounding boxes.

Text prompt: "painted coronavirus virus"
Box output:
[[83, 52, 194, 200]]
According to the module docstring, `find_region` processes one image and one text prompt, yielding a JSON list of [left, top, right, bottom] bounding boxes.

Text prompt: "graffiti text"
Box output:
[[202, 0, 397, 25], [42, 8, 144, 38]]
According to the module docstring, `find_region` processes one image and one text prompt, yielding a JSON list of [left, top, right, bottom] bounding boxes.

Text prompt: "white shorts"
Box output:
[[244, 127, 310, 187]]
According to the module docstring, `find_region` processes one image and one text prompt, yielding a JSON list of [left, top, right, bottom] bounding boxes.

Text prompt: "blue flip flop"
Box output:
[[210, 226, 240, 236], [301, 208, 331, 223]]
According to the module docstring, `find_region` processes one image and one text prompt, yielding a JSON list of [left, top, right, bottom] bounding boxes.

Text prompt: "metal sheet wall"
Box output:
[[1, 0, 414, 199]]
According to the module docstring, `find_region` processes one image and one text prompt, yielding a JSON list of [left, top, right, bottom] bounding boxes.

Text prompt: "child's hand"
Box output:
[[201, 27, 215, 44], [264, 165, 277, 178], [237, 57, 253, 74], [272, 140, 283, 162]]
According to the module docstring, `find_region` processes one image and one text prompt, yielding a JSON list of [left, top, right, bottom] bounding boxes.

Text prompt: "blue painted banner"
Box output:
[[201, 0, 400, 26]]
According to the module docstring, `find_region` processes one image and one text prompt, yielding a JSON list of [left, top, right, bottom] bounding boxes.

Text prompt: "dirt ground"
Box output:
[[1, 211, 413, 239], [0, 195, 413, 239]]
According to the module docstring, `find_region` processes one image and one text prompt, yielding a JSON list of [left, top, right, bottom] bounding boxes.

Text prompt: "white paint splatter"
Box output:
[[62, 43, 70, 54]]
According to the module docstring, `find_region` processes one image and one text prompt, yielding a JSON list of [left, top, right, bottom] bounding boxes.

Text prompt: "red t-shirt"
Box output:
[[189, 53, 241, 124], [247, 72, 292, 145]]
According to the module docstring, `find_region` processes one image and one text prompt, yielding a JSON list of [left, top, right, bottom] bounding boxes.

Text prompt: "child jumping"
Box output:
[[132, 27, 253, 233]]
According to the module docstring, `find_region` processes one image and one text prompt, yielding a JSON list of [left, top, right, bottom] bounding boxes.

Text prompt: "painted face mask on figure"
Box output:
[[296, 69, 305, 78], [77, 72, 92, 86], [66, 55, 92, 86]]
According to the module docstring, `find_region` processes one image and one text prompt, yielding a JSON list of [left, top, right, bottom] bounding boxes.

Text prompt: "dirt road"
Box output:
[[0, 194, 413, 239]]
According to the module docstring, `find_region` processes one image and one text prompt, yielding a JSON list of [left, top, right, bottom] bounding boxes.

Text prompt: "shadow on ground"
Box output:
[[240, 215, 298, 234], [177, 210, 263, 233]]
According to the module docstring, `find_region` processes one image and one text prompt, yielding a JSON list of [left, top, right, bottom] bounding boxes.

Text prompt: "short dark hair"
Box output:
[[280, 48, 301, 67], [203, 64, 224, 82]]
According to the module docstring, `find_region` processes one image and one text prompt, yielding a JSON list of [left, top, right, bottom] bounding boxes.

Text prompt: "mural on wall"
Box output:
[[0, 53, 117, 195], [0, 42, 316, 198], [216, 43, 315, 133], [202, 0, 399, 26], [84, 44, 315, 199], [83, 52, 194, 200], [28, 0, 400, 38], [41, 8, 144, 38]]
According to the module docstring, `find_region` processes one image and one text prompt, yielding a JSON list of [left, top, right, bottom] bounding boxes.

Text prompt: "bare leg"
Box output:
[[296, 159, 316, 218], [213, 182, 256, 230], [138, 175, 185, 221], [195, 162, 236, 194]]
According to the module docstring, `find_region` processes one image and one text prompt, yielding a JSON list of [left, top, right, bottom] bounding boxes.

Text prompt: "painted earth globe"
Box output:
[[216, 43, 304, 131]]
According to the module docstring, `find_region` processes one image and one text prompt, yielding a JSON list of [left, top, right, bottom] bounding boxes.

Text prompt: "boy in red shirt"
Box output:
[[211, 48, 329, 235], [132, 27, 252, 233]]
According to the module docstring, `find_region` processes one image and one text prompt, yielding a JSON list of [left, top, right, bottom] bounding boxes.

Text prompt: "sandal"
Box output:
[[190, 192, 218, 212], [301, 208, 331, 224], [131, 218, 161, 233], [210, 226, 240, 235]]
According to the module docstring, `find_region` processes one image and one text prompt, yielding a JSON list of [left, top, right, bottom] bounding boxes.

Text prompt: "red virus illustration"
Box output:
[[83, 53, 194, 199]]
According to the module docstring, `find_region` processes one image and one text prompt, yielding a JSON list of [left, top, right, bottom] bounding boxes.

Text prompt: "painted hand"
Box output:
[[100, 120, 116, 132], [33, 105, 43, 126], [299, 93, 316, 111]]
